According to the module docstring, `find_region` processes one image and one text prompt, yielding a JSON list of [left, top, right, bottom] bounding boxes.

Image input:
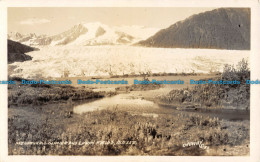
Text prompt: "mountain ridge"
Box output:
[[137, 8, 250, 50], [8, 22, 159, 46], [8, 40, 38, 64]]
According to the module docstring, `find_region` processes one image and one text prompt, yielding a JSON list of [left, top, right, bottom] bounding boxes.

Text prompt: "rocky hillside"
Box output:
[[138, 8, 250, 50], [8, 40, 37, 64]]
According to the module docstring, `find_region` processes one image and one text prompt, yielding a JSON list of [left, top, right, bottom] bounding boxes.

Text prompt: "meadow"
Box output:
[[8, 106, 249, 155]]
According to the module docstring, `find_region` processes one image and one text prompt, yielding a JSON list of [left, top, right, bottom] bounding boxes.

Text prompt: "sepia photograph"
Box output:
[[0, 1, 259, 161], [6, 7, 251, 156]]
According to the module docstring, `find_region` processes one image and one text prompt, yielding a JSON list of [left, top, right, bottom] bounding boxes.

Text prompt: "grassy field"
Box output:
[[8, 105, 249, 155]]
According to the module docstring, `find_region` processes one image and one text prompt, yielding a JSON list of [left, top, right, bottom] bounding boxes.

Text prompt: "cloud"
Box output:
[[20, 18, 51, 25]]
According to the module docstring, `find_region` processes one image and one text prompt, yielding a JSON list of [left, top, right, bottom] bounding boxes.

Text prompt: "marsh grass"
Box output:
[[8, 107, 249, 155], [8, 79, 108, 106]]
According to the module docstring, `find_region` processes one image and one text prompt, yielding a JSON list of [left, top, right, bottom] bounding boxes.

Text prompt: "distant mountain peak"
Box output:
[[8, 22, 160, 46]]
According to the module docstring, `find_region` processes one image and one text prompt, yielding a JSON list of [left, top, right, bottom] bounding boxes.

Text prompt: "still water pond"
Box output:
[[73, 94, 249, 121]]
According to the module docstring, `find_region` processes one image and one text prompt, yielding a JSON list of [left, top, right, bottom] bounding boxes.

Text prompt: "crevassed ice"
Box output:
[[10, 46, 250, 79]]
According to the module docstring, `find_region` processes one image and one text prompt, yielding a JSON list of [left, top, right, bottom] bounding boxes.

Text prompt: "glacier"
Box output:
[[9, 46, 250, 79]]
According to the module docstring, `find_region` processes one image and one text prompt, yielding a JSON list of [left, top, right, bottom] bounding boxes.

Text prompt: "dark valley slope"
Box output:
[[138, 8, 250, 50], [8, 40, 37, 64]]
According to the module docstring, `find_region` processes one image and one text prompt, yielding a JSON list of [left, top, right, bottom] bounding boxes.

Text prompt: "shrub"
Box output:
[[158, 59, 250, 109]]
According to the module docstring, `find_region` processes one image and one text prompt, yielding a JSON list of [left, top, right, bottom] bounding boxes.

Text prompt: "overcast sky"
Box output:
[[8, 7, 216, 35]]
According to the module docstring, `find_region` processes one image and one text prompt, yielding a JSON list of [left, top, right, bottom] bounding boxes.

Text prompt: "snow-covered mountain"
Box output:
[[8, 32, 47, 46], [8, 22, 159, 46]]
